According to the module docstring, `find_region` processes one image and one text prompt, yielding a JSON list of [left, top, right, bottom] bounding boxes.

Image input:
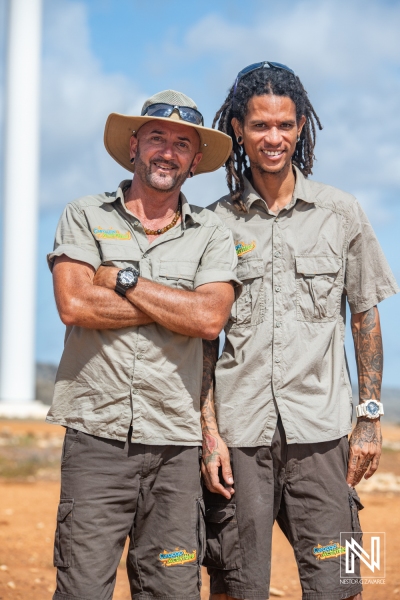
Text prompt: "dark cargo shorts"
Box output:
[[52, 428, 205, 600], [204, 417, 363, 600]]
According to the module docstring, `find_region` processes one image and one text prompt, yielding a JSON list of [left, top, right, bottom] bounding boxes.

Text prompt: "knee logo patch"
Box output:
[[159, 548, 197, 567], [312, 541, 346, 560]]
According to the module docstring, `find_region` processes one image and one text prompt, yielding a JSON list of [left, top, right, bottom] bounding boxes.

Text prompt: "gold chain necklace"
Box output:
[[143, 202, 181, 236]]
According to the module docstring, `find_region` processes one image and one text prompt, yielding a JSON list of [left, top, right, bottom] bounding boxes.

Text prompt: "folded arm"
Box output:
[[93, 266, 235, 340], [347, 306, 383, 486], [53, 256, 153, 329]]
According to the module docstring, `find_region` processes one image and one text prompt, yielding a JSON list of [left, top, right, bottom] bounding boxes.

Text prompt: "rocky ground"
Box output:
[[0, 420, 400, 599]]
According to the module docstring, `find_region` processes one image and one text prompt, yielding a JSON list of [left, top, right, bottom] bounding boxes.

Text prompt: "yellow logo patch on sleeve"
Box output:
[[158, 548, 197, 567], [235, 240, 256, 257], [92, 227, 131, 241]]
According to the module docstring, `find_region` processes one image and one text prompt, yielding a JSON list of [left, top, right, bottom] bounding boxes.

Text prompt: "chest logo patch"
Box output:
[[235, 240, 256, 257], [312, 541, 346, 560], [92, 227, 131, 241], [159, 547, 197, 567]]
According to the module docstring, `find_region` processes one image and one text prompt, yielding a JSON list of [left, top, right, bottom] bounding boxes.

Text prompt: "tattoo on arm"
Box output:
[[201, 338, 220, 465], [351, 306, 383, 401]]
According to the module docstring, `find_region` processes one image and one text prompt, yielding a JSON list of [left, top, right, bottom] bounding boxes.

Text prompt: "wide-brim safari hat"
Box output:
[[104, 90, 232, 175]]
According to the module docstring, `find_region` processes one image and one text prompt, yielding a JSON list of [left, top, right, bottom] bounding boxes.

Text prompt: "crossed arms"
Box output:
[[52, 256, 234, 340]]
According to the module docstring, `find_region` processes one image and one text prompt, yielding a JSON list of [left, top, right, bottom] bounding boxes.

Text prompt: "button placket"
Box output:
[[272, 217, 283, 401]]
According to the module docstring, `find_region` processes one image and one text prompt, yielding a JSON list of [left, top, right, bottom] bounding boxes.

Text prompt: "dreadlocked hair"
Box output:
[[212, 68, 323, 211]]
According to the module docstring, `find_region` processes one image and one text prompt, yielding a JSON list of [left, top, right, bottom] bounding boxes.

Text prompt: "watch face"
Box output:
[[120, 271, 136, 286], [366, 401, 379, 417]]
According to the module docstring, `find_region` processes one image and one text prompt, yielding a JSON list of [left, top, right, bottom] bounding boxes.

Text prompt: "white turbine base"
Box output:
[[0, 401, 49, 419]]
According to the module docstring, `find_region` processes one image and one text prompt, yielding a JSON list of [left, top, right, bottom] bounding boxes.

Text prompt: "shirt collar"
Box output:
[[107, 181, 198, 229], [242, 164, 316, 212]]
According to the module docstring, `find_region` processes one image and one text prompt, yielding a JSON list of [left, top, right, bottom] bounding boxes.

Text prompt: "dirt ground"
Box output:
[[1, 421, 400, 600]]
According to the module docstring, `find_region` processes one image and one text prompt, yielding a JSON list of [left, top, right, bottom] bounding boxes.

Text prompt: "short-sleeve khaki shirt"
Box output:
[[46, 181, 239, 444], [209, 166, 399, 446]]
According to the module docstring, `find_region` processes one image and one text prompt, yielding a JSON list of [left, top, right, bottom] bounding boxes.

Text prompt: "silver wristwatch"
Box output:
[[356, 400, 384, 419], [115, 266, 139, 296]]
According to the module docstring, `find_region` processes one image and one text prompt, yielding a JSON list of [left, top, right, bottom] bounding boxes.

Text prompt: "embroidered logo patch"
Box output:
[[235, 240, 256, 257], [92, 227, 131, 241], [159, 548, 197, 567], [312, 541, 346, 561]]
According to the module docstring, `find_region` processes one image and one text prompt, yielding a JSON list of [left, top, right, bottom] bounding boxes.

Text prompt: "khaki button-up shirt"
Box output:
[[209, 166, 399, 446], [47, 181, 239, 444]]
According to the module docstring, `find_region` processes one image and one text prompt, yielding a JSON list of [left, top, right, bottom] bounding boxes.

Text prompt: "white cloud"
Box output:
[[3, 0, 400, 220], [39, 0, 147, 208], [159, 0, 400, 223]]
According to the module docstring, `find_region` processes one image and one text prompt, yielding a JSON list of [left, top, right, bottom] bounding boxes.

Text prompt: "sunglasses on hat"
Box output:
[[232, 61, 295, 100], [141, 103, 204, 126]]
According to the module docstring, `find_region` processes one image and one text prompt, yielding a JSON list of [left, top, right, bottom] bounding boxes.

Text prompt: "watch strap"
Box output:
[[356, 401, 384, 418], [115, 280, 128, 296]]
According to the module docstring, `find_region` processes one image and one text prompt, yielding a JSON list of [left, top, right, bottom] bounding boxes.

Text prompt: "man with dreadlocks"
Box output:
[[199, 62, 399, 600]]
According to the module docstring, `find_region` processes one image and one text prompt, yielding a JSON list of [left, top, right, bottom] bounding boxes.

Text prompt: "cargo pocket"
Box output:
[[295, 255, 342, 322], [348, 487, 364, 545], [54, 499, 74, 567], [203, 503, 242, 570]]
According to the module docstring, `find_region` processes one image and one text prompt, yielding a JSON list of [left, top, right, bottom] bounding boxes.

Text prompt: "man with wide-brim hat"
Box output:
[[47, 90, 239, 600]]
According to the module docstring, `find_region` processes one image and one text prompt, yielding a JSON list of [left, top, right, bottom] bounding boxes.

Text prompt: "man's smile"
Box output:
[[152, 160, 178, 172], [261, 149, 285, 158]]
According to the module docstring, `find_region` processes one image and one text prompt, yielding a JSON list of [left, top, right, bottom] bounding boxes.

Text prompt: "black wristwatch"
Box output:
[[115, 266, 140, 296]]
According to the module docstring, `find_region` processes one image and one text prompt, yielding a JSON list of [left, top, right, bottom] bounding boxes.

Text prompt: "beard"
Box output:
[[134, 150, 190, 192]]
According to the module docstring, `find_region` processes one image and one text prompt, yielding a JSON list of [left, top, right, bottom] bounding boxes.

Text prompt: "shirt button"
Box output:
[[274, 251, 281, 258], [275, 358, 281, 363], [132, 388, 138, 395], [275, 321, 281, 328], [275, 286, 281, 292], [136, 353, 143, 360]]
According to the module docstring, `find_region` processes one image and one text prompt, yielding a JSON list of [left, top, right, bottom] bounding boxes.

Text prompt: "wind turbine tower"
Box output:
[[0, 0, 46, 417]]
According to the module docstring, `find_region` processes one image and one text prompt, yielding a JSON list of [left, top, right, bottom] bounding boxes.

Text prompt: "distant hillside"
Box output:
[[36, 362, 400, 422], [36, 363, 58, 405]]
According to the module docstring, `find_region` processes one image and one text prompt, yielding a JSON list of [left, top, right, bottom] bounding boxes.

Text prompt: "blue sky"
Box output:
[[0, 0, 400, 386]]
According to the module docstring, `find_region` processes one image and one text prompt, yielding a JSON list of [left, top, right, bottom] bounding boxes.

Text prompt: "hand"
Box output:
[[93, 265, 119, 290], [346, 417, 382, 486], [201, 431, 234, 500]]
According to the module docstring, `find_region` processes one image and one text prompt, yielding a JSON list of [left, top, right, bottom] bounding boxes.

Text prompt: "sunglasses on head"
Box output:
[[141, 103, 204, 126], [232, 61, 295, 100]]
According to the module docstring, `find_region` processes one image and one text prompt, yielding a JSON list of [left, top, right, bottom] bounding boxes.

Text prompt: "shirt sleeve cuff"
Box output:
[[349, 284, 400, 314], [47, 244, 102, 272], [194, 269, 242, 289]]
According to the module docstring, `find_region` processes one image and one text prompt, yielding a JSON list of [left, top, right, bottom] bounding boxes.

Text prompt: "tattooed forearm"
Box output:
[[347, 306, 383, 485], [201, 338, 220, 464], [351, 306, 383, 401]]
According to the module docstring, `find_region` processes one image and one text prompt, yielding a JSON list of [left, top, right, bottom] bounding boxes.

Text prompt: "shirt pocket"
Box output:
[[230, 257, 265, 329], [158, 260, 198, 291], [295, 255, 342, 322], [99, 241, 141, 268]]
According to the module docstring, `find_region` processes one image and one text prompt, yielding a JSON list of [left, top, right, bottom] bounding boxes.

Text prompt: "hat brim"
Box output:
[[104, 113, 232, 175]]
